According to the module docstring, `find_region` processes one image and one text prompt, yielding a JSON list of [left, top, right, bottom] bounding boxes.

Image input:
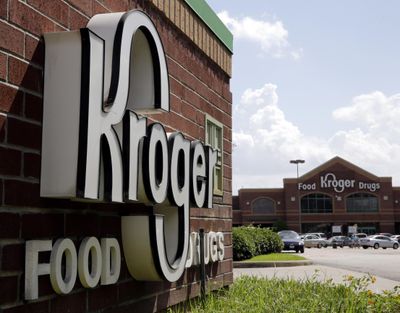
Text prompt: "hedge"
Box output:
[[232, 226, 283, 261]]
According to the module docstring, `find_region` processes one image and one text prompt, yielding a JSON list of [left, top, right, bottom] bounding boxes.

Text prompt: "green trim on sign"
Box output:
[[184, 0, 233, 53]]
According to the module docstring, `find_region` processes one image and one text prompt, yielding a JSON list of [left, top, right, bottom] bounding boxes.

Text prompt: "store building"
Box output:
[[0, 1, 233, 312], [233, 157, 400, 236]]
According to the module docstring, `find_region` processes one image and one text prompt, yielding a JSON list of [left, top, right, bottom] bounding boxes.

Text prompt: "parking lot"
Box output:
[[303, 246, 400, 281], [234, 247, 400, 292]]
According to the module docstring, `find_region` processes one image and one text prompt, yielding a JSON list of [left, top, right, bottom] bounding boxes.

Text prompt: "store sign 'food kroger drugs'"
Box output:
[[25, 10, 224, 300], [298, 172, 380, 193]]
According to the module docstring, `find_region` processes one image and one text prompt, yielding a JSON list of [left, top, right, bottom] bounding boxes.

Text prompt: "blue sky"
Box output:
[[207, 1, 400, 194]]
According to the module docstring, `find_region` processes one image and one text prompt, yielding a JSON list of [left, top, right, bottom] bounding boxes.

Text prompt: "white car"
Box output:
[[391, 235, 400, 243], [303, 234, 328, 248], [360, 235, 399, 249], [306, 232, 327, 240]]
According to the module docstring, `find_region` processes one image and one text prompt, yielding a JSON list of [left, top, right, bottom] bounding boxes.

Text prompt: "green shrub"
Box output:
[[232, 226, 283, 261], [255, 227, 283, 255], [232, 226, 256, 260]]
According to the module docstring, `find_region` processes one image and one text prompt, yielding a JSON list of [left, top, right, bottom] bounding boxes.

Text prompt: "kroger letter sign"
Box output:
[[25, 10, 225, 300], [298, 172, 380, 193]]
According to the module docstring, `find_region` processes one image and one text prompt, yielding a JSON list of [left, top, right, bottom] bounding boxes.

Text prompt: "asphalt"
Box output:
[[233, 261, 400, 293]]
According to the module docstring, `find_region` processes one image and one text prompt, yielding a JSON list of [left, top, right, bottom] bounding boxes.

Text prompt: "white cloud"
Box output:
[[332, 91, 400, 138], [218, 11, 301, 59], [232, 85, 400, 194], [233, 83, 331, 192], [330, 91, 400, 168]]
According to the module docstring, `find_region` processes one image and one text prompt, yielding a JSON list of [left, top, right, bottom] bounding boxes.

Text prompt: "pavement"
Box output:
[[233, 257, 400, 293], [302, 246, 400, 281]]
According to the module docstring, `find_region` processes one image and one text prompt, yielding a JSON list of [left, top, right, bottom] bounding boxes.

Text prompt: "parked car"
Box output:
[[349, 234, 362, 247], [303, 234, 328, 248], [360, 235, 399, 249], [327, 236, 355, 248], [278, 230, 304, 253], [351, 233, 368, 239], [377, 233, 393, 237], [391, 235, 400, 243], [350, 233, 368, 247], [306, 232, 327, 240]]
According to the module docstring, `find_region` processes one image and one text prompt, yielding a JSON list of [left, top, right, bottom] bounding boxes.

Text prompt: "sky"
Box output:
[[206, 0, 400, 194]]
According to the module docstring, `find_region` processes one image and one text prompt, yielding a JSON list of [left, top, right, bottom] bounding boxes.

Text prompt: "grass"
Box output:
[[169, 273, 400, 313], [245, 253, 306, 262]]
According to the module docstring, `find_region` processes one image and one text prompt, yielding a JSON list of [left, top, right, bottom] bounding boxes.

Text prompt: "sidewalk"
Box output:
[[233, 265, 400, 293]]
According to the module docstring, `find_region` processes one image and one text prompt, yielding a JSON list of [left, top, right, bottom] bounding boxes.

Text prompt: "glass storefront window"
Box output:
[[356, 223, 379, 235], [251, 198, 275, 214], [301, 193, 333, 213], [302, 223, 332, 234], [346, 193, 379, 212]]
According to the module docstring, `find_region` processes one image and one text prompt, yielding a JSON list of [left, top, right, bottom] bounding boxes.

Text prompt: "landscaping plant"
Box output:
[[232, 225, 283, 261], [170, 273, 400, 313]]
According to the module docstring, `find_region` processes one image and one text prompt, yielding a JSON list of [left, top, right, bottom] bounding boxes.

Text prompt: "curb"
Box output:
[[233, 260, 313, 268]]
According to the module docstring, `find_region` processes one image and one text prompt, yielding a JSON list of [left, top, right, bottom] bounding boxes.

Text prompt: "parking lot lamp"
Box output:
[[290, 159, 305, 233]]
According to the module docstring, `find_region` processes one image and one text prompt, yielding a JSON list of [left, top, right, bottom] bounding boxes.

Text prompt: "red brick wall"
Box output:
[[0, 0, 233, 312]]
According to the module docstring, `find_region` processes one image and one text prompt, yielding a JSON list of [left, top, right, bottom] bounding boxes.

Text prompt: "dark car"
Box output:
[[328, 236, 355, 248], [278, 230, 304, 253]]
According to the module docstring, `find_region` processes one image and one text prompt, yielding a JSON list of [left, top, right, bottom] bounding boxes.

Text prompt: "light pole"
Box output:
[[290, 159, 305, 233]]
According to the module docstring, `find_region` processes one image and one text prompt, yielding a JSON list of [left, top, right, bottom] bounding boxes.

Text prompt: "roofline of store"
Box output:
[[184, 0, 233, 52]]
